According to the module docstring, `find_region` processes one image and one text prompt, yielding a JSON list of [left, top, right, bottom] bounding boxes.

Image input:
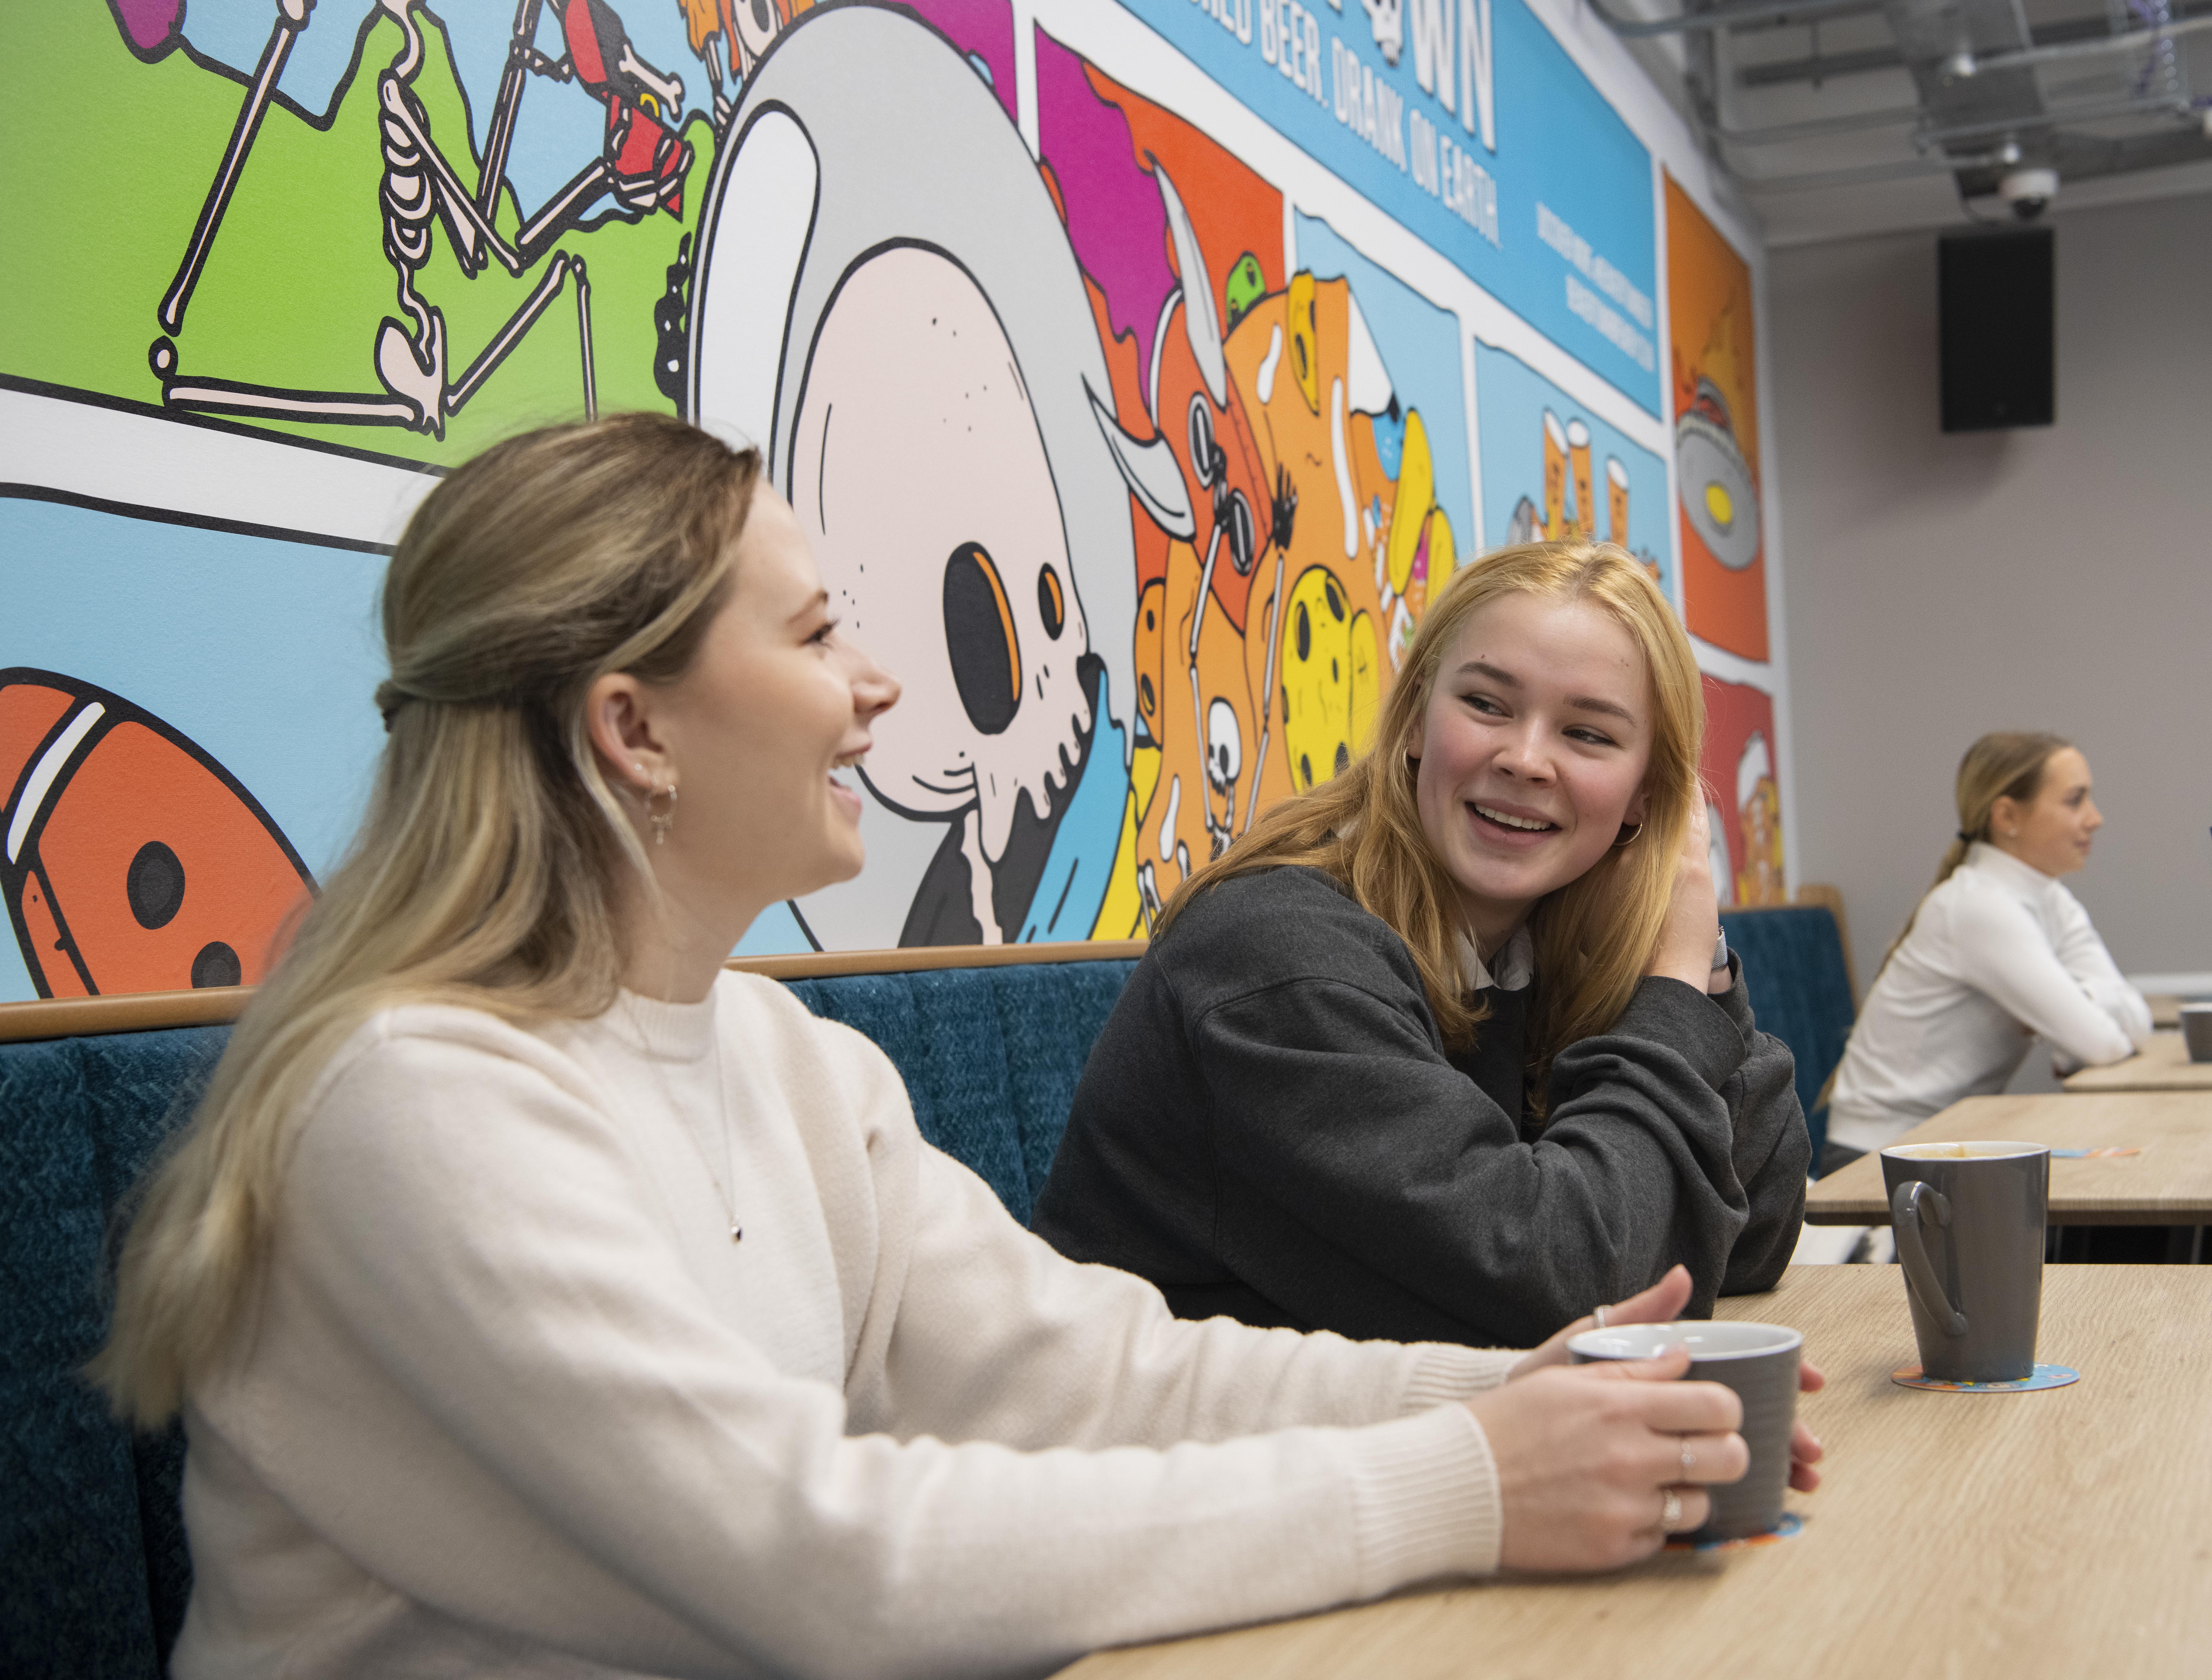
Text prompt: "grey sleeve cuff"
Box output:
[[1611, 973, 1750, 1092]]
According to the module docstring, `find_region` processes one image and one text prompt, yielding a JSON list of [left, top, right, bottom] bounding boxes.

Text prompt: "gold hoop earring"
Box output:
[[1613, 821, 1643, 848], [647, 781, 679, 846]]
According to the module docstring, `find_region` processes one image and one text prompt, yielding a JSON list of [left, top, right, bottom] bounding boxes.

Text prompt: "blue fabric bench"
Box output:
[[1721, 903, 1856, 1166], [0, 958, 1138, 1680]]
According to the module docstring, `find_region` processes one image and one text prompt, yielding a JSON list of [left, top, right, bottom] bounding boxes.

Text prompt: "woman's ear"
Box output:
[[1987, 794, 2019, 840], [1622, 785, 1652, 826], [586, 672, 667, 794]]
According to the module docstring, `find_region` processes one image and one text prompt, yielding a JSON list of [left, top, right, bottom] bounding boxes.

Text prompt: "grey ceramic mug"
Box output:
[[2179, 1004, 2212, 1063], [1880, 1142, 2049, 1382], [1566, 1320, 1802, 1541]]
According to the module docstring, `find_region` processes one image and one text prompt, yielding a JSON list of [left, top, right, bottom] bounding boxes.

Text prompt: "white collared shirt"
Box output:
[[1455, 924, 1535, 994], [1828, 843, 2151, 1150]]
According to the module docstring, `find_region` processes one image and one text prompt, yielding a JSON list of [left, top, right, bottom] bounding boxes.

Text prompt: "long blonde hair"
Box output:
[[1160, 539, 1705, 1093], [1872, 730, 2071, 980], [91, 414, 760, 1426]]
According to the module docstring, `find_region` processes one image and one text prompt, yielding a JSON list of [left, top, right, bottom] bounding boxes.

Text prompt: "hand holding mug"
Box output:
[[1510, 1266, 1825, 1494], [1468, 1349, 1747, 1571]]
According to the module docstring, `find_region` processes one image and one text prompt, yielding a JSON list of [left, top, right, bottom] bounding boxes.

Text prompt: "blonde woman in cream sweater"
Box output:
[[94, 417, 1816, 1680], [1826, 732, 2150, 1167]]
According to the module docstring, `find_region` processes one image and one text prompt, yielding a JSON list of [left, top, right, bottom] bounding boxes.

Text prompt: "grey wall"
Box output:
[[1769, 193, 2212, 992]]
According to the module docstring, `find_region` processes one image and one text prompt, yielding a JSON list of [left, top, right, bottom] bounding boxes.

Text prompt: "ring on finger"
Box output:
[[1592, 1304, 1611, 1329], [1680, 1439, 1696, 1477], [1660, 1488, 1683, 1532]]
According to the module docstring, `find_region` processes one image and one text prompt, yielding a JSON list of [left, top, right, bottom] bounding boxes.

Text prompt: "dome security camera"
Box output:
[[1998, 168, 2058, 220]]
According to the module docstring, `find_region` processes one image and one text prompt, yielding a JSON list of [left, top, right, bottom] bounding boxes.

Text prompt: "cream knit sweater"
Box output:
[[174, 972, 1515, 1680]]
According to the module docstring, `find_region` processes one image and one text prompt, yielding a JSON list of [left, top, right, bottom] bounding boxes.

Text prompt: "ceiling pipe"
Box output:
[[1583, 0, 1884, 39], [1912, 91, 2195, 146], [1958, 7, 2212, 73], [1730, 148, 2015, 189], [1707, 101, 1923, 143]]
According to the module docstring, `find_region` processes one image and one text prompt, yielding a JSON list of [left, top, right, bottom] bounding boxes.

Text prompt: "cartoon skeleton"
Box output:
[[149, 0, 694, 437]]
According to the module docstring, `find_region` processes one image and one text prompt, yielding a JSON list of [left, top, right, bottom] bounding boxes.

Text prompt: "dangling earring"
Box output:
[[1613, 821, 1643, 848], [647, 780, 679, 846]]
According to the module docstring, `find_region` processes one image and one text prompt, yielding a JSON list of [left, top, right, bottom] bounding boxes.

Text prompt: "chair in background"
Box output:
[[1720, 884, 1859, 1167]]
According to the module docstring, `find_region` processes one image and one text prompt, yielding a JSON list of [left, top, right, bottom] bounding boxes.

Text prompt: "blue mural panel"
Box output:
[[1472, 339, 1671, 598], [1113, 0, 1659, 412]]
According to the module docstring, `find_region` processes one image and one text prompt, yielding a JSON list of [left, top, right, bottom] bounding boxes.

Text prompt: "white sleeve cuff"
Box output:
[[1345, 1403, 1504, 1594], [1400, 1342, 1519, 1411]]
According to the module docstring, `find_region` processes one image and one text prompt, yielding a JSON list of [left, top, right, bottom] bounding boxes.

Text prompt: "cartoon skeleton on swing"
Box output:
[[149, 0, 694, 437]]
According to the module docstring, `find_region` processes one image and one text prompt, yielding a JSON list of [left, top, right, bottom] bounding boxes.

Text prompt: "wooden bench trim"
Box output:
[[0, 939, 1149, 1045]]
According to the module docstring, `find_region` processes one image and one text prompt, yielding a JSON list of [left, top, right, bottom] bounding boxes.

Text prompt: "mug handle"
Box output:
[[1891, 1179, 1969, 1338]]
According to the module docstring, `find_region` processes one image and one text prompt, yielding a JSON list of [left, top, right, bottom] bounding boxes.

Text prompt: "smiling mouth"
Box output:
[[1471, 803, 1558, 834]]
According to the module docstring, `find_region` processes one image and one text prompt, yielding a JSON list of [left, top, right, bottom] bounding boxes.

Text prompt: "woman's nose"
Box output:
[[1494, 724, 1551, 780], [847, 638, 901, 719]]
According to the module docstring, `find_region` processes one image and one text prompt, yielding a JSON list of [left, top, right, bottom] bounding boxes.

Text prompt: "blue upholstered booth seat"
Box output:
[[0, 959, 1137, 1679], [1720, 904, 1856, 1165], [2, 920, 1861, 1678]]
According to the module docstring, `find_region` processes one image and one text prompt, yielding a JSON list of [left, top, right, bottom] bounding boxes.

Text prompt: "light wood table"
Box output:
[[2061, 1030, 2212, 1092], [1805, 1091, 2212, 1226], [1057, 1267, 2212, 1680]]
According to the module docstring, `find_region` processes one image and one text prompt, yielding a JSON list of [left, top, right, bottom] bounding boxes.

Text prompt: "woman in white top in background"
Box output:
[[1825, 732, 2151, 1171], [92, 414, 1818, 1680]]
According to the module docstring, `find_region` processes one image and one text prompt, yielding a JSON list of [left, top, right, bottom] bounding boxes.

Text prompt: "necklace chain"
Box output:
[[631, 995, 743, 1244]]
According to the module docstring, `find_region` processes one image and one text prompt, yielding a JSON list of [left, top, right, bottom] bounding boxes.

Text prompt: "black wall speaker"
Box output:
[[1939, 226, 2054, 433]]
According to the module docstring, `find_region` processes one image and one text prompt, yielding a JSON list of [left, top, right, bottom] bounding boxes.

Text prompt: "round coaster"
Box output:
[[1891, 1363, 2080, 1393], [1664, 1511, 1804, 1553]]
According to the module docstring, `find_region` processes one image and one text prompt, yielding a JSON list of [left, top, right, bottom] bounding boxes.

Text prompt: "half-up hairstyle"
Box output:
[[92, 413, 760, 1425], [1158, 539, 1704, 1099]]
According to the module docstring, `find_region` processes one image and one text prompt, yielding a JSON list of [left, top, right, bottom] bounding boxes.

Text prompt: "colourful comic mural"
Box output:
[[4, 0, 1782, 998], [1702, 674, 1786, 908], [1664, 170, 1787, 899], [1666, 172, 1766, 664]]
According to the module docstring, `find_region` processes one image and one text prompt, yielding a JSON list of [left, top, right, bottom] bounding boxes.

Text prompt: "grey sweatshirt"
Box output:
[[1032, 866, 1809, 1348]]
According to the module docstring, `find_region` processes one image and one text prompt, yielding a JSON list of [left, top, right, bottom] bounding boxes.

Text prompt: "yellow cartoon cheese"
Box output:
[[1279, 565, 1380, 790]]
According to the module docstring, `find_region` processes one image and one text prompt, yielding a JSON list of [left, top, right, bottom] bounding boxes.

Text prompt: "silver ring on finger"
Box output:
[[1680, 1440, 1696, 1477], [1660, 1488, 1683, 1533], [1592, 1304, 1610, 1329]]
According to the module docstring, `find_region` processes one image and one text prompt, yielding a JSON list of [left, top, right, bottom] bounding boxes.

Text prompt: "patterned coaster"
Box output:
[[1664, 1512, 1804, 1553], [2049, 1147, 2141, 1158], [1891, 1363, 2080, 1393]]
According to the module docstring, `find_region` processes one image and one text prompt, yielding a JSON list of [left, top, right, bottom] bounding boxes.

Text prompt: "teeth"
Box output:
[[831, 751, 868, 772], [1474, 804, 1553, 832]]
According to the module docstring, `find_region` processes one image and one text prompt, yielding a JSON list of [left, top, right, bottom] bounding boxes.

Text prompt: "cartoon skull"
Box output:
[[788, 246, 1092, 868]]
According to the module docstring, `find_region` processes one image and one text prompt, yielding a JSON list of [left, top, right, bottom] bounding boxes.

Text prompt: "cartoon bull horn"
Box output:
[[1149, 157, 1226, 410], [1086, 381, 1196, 542]]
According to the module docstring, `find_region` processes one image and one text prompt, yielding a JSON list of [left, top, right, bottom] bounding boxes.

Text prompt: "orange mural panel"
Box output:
[[1666, 176, 1767, 662]]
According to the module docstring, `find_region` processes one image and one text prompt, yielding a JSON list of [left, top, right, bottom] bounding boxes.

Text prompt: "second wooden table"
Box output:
[[1806, 1089, 2212, 1225], [2061, 1030, 2212, 1093]]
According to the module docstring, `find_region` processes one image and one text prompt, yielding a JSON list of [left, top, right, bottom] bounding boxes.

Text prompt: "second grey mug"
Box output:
[[1881, 1142, 2049, 1383], [1567, 1320, 1802, 1541]]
